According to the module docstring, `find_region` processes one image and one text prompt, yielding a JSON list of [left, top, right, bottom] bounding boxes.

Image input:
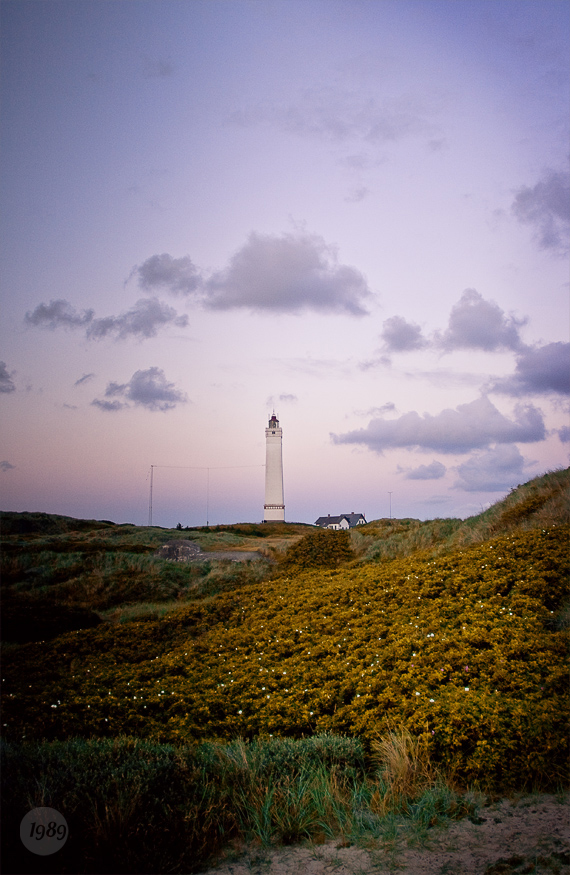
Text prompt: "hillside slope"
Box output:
[[3, 521, 568, 789], [353, 467, 570, 561]]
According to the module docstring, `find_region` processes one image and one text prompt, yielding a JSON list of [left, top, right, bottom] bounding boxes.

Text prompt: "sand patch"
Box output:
[[206, 795, 569, 875]]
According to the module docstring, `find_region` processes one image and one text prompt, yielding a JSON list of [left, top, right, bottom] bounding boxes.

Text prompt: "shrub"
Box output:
[[0, 594, 102, 643], [280, 528, 355, 569], [2, 526, 568, 791]]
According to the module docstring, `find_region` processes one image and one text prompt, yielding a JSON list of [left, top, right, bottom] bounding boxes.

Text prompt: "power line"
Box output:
[[147, 463, 265, 527]]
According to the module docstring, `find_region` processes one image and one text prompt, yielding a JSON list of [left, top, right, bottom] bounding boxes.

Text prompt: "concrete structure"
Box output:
[[264, 413, 285, 522], [315, 513, 366, 529]]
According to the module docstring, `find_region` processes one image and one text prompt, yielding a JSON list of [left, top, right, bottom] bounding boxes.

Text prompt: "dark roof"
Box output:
[[341, 513, 366, 526], [315, 515, 344, 527], [314, 513, 366, 527]]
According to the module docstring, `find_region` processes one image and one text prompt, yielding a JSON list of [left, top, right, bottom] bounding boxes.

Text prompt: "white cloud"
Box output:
[[133, 253, 202, 295], [344, 186, 371, 203], [512, 168, 570, 254], [142, 56, 175, 78], [436, 289, 526, 353], [332, 396, 545, 455], [228, 87, 437, 146], [74, 373, 95, 387], [0, 361, 16, 393], [25, 298, 188, 341], [488, 342, 570, 397], [400, 460, 447, 480], [92, 367, 188, 412], [381, 316, 427, 352], [454, 445, 527, 492], [266, 393, 298, 407], [86, 298, 188, 340], [25, 299, 93, 330], [205, 231, 371, 315], [135, 231, 371, 315]]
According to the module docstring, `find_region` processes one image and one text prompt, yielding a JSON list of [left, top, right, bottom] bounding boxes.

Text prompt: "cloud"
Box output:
[[92, 367, 188, 412], [25, 298, 188, 341], [332, 396, 545, 455], [132, 253, 202, 295], [344, 186, 370, 203], [0, 361, 16, 393], [134, 231, 371, 315], [488, 342, 570, 397], [0, 460, 15, 472], [91, 398, 127, 412], [436, 289, 526, 352], [559, 426, 570, 443], [381, 316, 427, 352], [454, 445, 527, 492], [25, 299, 94, 330], [374, 290, 528, 364], [512, 168, 570, 254], [355, 403, 397, 417], [142, 56, 175, 78], [205, 231, 371, 315], [85, 298, 188, 340], [400, 460, 447, 480], [74, 373, 95, 386], [266, 393, 298, 409], [229, 87, 436, 146], [359, 355, 391, 371]]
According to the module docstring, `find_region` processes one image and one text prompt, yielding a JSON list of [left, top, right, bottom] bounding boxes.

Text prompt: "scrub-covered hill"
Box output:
[[3, 522, 568, 790]]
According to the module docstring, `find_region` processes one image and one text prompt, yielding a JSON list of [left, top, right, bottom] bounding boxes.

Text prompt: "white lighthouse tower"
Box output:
[[264, 413, 285, 522]]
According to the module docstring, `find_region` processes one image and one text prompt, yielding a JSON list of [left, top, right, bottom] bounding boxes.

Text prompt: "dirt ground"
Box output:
[[205, 795, 570, 875]]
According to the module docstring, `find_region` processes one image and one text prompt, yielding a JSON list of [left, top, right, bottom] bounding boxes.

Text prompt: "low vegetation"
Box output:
[[1, 468, 569, 873], [1, 732, 480, 874]]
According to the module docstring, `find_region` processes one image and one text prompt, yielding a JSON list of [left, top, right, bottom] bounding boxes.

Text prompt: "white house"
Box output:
[[314, 513, 367, 529]]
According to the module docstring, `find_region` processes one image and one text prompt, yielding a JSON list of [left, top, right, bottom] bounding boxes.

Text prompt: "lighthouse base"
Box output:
[[264, 504, 285, 522]]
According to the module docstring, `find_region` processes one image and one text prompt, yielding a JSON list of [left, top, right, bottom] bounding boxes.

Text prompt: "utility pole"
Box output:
[[388, 491, 393, 520], [206, 467, 209, 527], [148, 465, 154, 527]]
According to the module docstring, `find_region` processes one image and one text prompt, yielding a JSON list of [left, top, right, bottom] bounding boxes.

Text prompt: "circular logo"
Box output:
[[20, 807, 68, 856]]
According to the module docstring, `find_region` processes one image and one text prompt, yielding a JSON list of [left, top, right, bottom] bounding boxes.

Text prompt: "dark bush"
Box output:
[[1, 595, 102, 643], [280, 528, 355, 569]]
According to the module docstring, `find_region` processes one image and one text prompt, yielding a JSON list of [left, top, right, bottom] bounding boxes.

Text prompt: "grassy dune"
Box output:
[[1, 468, 569, 873]]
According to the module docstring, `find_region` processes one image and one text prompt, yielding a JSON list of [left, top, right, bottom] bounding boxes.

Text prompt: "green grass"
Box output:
[[1, 733, 480, 874], [351, 467, 570, 562]]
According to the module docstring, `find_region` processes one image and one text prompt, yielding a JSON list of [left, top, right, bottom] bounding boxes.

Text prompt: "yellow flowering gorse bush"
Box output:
[[2, 525, 568, 789]]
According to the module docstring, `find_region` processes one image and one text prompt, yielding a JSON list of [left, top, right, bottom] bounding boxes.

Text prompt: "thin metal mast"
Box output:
[[148, 465, 154, 526]]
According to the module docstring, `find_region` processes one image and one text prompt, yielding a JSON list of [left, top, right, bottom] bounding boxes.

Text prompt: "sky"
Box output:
[[1, 0, 569, 528]]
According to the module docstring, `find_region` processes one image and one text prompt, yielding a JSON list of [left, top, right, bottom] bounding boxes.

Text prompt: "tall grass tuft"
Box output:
[[372, 727, 434, 810]]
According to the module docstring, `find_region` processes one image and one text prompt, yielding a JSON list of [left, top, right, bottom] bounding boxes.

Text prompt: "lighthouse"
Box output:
[[264, 413, 285, 522]]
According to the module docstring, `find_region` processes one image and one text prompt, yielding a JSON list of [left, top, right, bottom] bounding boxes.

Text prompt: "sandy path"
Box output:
[[205, 795, 569, 875]]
